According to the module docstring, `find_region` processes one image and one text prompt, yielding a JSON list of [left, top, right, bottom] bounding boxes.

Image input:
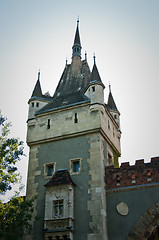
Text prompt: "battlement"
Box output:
[[105, 157, 159, 190]]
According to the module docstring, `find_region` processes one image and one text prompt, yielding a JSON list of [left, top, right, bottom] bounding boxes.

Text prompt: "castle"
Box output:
[[25, 21, 159, 240]]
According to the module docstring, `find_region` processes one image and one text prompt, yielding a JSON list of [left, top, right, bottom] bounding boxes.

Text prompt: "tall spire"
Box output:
[[72, 19, 82, 58]]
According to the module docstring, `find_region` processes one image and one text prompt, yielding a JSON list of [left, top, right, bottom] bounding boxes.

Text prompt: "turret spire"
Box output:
[[72, 19, 82, 58], [90, 55, 103, 84], [31, 70, 42, 98], [107, 86, 118, 112]]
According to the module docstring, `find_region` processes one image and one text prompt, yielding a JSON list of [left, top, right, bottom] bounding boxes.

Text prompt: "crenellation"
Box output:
[[105, 157, 159, 190]]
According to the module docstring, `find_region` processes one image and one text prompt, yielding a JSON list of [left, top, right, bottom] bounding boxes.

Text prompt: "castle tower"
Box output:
[[25, 20, 121, 240]]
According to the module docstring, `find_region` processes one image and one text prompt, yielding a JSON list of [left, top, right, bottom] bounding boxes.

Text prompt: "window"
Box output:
[[44, 163, 55, 177], [116, 175, 121, 186], [73, 161, 79, 172], [92, 86, 95, 92], [70, 158, 81, 174], [47, 119, 50, 129], [32, 102, 34, 107], [47, 165, 54, 176], [108, 120, 110, 129], [36, 102, 39, 107], [53, 200, 63, 217], [74, 113, 78, 123]]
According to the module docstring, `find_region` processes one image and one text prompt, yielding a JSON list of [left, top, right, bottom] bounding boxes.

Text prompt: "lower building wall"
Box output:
[[106, 185, 159, 240], [25, 135, 91, 240]]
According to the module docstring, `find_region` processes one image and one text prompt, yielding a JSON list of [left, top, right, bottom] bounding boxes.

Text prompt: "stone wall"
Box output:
[[105, 157, 159, 240]]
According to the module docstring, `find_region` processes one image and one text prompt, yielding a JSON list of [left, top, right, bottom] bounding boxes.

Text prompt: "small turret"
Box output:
[[27, 71, 52, 121], [107, 85, 120, 127], [85, 55, 105, 105]]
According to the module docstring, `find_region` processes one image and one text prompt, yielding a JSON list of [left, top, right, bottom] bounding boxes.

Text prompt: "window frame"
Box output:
[[53, 200, 64, 218], [69, 158, 82, 175], [44, 162, 56, 178]]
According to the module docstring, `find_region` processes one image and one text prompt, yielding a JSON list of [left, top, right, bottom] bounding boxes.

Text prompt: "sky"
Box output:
[[0, 0, 159, 200]]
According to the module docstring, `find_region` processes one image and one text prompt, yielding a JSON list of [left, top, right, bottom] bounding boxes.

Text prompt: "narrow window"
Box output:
[[36, 102, 39, 107], [73, 161, 79, 172], [147, 170, 152, 181], [53, 200, 63, 217], [44, 163, 55, 177], [92, 86, 95, 92], [108, 120, 110, 129], [70, 159, 81, 174], [131, 173, 136, 184], [47, 165, 54, 176], [47, 119, 50, 129], [116, 175, 121, 186], [32, 102, 34, 107], [113, 127, 115, 137], [74, 113, 78, 123]]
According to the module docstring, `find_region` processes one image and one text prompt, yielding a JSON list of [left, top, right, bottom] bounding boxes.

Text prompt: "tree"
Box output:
[[0, 112, 34, 240], [0, 112, 24, 194], [0, 196, 34, 240]]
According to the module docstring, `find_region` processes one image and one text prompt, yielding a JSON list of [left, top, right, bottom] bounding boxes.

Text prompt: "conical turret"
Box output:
[[85, 55, 105, 105], [107, 85, 120, 126], [27, 71, 52, 120], [31, 71, 42, 98]]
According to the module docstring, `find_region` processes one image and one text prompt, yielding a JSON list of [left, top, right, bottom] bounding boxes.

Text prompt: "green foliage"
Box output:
[[0, 196, 35, 240], [0, 112, 35, 239], [0, 112, 24, 194]]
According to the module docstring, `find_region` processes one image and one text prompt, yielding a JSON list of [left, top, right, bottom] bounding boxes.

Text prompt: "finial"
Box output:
[[109, 82, 111, 92], [93, 53, 96, 64], [85, 51, 87, 61], [77, 15, 79, 26], [38, 69, 40, 81]]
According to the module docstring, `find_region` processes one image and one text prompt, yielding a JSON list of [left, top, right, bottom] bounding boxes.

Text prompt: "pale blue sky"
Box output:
[[0, 0, 159, 200]]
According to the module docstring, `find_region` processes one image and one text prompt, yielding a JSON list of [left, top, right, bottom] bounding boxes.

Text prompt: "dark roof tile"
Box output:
[[44, 169, 75, 187]]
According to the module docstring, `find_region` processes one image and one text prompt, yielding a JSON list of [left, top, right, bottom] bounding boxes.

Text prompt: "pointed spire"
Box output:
[[107, 85, 118, 112], [90, 55, 102, 83], [72, 19, 82, 57], [31, 71, 43, 98]]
